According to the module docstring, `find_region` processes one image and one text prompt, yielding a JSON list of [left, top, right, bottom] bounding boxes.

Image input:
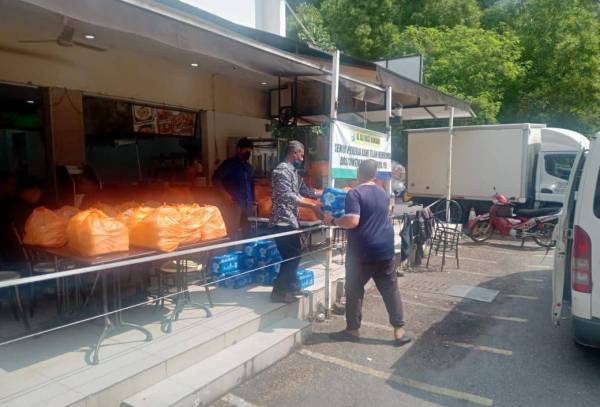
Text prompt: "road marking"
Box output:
[[463, 246, 553, 257], [526, 265, 552, 271], [445, 341, 513, 356], [298, 349, 494, 406], [452, 269, 504, 278], [505, 294, 539, 300], [522, 277, 545, 282], [398, 289, 461, 303], [220, 393, 257, 407], [403, 299, 528, 323], [445, 255, 498, 264], [360, 321, 512, 356]]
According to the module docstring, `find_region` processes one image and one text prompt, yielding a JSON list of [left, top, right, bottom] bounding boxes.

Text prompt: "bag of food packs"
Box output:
[[67, 209, 129, 256], [23, 207, 68, 248]]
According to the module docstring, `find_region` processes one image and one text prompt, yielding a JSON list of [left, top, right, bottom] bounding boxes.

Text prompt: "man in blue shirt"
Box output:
[[212, 138, 255, 238], [324, 159, 412, 346]]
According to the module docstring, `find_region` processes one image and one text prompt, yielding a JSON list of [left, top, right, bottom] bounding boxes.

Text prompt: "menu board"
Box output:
[[132, 105, 195, 136]]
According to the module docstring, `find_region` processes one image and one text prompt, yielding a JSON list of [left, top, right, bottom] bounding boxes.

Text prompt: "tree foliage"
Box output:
[[395, 26, 524, 123], [503, 0, 600, 133], [286, 3, 335, 51], [398, 0, 482, 28], [288, 0, 600, 134]]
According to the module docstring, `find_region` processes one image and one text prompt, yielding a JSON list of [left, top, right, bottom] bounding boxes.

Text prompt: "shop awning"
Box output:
[[17, 0, 473, 120]]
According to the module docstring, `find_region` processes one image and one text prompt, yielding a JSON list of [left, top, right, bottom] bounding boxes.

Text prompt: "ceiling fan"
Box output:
[[18, 17, 107, 52]]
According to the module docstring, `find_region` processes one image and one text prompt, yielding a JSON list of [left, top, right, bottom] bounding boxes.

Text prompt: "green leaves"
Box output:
[[287, 0, 600, 134]]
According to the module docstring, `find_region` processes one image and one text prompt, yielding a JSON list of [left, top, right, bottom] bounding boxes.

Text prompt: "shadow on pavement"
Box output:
[[379, 270, 600, 406]]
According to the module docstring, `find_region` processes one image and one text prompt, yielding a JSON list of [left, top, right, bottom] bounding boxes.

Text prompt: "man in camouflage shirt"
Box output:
[[270, 140, 321, 303]]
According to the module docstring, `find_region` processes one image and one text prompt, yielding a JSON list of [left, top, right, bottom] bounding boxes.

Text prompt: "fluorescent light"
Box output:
[[190, 63, 199, 67], [260, 82, 268, 85], [26, 100, 35, 104], [84, 34, 95, 40]]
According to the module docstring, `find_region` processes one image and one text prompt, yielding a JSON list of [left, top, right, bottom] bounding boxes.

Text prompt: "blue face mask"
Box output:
[[293, 159, 303, 169]]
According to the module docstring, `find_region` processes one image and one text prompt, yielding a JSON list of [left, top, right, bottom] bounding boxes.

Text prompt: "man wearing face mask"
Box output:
[[270, 140, 321, 303], [212, 137, 255, 238]]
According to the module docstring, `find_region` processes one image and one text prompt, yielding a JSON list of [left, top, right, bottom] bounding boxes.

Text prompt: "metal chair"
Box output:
[[0, 271, 30, 330], [12, 225, 71, 316], [426, 199, 463, 272]]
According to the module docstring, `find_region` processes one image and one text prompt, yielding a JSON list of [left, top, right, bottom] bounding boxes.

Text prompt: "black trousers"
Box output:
[[272, 225, 301, 294], [345, 255, 404, 331]]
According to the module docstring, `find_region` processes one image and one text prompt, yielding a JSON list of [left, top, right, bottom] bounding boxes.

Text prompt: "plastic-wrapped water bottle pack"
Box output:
[[320, 187, 347, 218]]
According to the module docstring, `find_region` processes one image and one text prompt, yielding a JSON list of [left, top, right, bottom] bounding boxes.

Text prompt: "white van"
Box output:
[[553, 134, 600, 346]]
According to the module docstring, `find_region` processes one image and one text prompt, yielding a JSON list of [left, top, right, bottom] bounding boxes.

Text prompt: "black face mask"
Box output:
[[241, 151, 251, 161]]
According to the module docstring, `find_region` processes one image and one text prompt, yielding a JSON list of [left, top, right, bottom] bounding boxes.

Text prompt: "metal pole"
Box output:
[[325, 50, 340, 318], [386, 86, 393, 207], [446, 107, 455, 221]]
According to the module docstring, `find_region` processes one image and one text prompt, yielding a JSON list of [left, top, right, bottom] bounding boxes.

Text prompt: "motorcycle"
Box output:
[[468, 194, 561, 248]]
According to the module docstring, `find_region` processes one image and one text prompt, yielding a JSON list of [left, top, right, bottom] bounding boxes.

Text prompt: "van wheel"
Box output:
[[469, 220, 493, 242]]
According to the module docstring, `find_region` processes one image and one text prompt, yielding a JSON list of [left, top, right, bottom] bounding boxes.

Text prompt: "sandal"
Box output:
[[393, 330, 414, 347]]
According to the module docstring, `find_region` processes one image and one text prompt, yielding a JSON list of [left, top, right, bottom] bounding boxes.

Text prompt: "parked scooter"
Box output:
[[468, 194, 561, 247]]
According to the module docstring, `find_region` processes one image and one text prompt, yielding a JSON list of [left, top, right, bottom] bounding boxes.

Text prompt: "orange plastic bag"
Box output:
[[54, 205, 80, 221], [67, 209, 129, 256], [299, 198, 321, 221], [130, 206, 184, 252], [177, 204, 206, 245], [117, 206, 154, 230], [23, 207, 68, 248], [255, 184, 271, 200], [200, 205, 227, 241], [115, 201, 140, 213], [90, 201, 118, 217]]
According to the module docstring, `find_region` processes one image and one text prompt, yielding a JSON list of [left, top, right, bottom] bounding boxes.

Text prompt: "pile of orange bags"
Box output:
[[115, 201, 140, 213], [23, 207, 68, 248], [199, 205, 228, 241], [117, 206, 154, 229], [90, 201, 118, 217], [23, 202, 229, 255], [129, 205, 184, 252], [67, 209, 129, 256], [177, 203, 205, 245], [55, 205, 80, 221]]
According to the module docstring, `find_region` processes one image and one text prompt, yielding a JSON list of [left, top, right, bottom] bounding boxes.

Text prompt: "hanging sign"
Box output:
[[132, 105, 196, 136], [331, 121, 391, 179]]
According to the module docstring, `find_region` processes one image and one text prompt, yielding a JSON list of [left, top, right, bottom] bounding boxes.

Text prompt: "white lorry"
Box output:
[[406, 124, 589, 214]]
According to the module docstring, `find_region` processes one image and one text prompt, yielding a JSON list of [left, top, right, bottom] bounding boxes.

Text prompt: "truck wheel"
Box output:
[[470, 220, 493, 242]]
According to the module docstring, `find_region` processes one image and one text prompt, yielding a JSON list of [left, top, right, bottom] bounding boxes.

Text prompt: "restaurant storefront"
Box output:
[[0, 1, 474, 406]]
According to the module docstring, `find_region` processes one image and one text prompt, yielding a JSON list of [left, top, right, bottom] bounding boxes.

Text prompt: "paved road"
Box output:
[[213, 238, 600, 407]]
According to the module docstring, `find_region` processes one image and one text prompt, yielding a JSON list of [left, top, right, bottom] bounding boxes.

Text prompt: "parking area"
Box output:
[[213, 237, 600, 407]]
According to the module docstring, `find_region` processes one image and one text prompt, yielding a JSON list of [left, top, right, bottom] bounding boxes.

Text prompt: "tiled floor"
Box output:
[[0, 252, 345, 407]]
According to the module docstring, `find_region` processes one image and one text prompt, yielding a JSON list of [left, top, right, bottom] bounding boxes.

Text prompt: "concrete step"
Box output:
[[122, 317, 310, 407]]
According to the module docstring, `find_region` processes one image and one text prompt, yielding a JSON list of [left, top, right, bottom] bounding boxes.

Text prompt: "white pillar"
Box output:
[[446, 106, 455, 220], [325, 50, 340, 317], [386, 86, 393, 206]]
